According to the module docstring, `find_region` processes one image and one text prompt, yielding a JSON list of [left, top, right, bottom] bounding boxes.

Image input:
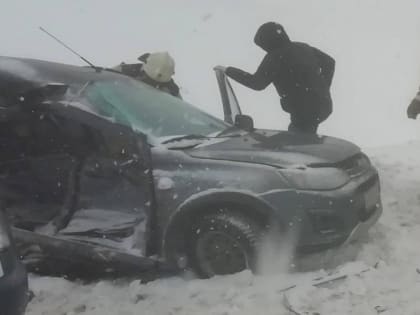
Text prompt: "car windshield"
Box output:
[[82, 79, 229, 142]]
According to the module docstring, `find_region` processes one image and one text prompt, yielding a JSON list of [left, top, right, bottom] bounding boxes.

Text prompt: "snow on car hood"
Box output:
[[187, 130, 361, 168]]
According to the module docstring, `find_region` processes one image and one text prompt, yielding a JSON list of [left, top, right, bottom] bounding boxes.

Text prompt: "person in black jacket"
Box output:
[[114, 52, 181, 98], [407, 86, 420, 119], [220, 22, 335, 133]]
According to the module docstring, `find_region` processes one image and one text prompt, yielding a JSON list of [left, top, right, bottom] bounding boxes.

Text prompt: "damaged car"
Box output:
[[0, 56, 382, 278]]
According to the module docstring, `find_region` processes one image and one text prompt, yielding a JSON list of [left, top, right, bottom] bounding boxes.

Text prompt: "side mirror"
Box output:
[[22, 83, 68, 103], [235, 114, 254, 132], [41, 83, 69, 99]]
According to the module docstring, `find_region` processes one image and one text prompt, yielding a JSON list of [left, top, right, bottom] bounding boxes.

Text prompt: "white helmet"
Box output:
[[142, 52, 175, 83]]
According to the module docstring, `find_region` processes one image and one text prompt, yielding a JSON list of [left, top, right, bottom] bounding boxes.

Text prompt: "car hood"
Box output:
[[187, 130, 360, 168]]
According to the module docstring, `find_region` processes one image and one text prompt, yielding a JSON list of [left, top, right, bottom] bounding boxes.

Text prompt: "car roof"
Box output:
[[0, 56, 130, 94]]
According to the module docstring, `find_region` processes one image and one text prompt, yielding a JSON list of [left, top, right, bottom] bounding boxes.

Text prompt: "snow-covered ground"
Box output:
[[25, 142, 420, 315]]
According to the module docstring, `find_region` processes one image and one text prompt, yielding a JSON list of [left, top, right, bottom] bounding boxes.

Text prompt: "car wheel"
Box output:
[[188, 213, 263, 278]]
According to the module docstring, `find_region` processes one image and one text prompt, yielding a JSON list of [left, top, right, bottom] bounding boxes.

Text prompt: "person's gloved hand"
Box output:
[[213, 65, 227, 72], [407, 98, 420, 119]]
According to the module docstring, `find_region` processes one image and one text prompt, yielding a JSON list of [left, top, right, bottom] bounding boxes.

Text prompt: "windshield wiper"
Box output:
[[161, 134, 210, 144]]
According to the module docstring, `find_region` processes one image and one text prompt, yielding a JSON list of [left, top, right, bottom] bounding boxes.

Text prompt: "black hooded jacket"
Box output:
[[226, 22, 335, 122], [407, 86, 420, 119]]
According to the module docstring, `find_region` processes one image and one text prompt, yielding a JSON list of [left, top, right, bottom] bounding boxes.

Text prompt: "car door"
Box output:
[[0, 101, 83, 230], [47, 103, 155, 257], [214, 68, 242, 124]]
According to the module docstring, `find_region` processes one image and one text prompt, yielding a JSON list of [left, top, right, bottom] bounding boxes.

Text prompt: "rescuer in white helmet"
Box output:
[[114, 51, 181, 98]]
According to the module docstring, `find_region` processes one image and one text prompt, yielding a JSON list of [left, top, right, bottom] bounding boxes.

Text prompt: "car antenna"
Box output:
[[39, 26, 102, 72]]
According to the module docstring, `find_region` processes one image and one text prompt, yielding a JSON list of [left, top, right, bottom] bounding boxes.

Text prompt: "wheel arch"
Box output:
[[161, 190, 280, 267]]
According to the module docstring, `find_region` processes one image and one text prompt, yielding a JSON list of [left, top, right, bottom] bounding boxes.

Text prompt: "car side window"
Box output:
[[0, 104, 97, 162], [0, 105, 54, 161], [0, 105, 28, 161], [29, 111, 92, 157]]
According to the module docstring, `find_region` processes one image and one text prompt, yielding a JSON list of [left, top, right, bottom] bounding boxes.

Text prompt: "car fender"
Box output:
[[161, 189, 283, 266]]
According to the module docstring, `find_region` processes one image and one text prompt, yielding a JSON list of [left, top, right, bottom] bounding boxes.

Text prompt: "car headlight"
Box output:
[[278, 167, 350, 190], [338, 153, 371, 177], [358, 154, 371, 167], [0, 213, 11, 250]]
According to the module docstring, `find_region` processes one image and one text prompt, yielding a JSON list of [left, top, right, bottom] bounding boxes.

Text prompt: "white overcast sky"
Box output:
[[1, 0, 420, 147]]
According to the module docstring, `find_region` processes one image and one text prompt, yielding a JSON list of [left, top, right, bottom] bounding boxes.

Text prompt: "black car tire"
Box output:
[[188, 212, 263, 278]]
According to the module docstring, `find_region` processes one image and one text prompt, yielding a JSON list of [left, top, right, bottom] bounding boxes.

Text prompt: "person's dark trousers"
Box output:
[[288, 115, 319, 134]]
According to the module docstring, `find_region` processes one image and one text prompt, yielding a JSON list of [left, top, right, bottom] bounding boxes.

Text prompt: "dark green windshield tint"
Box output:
[[84, 80, 227, 139]]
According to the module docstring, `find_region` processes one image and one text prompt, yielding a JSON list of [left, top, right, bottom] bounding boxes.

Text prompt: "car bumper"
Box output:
[[0, 249, 29, 315], [261, 167, 382, 253]]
